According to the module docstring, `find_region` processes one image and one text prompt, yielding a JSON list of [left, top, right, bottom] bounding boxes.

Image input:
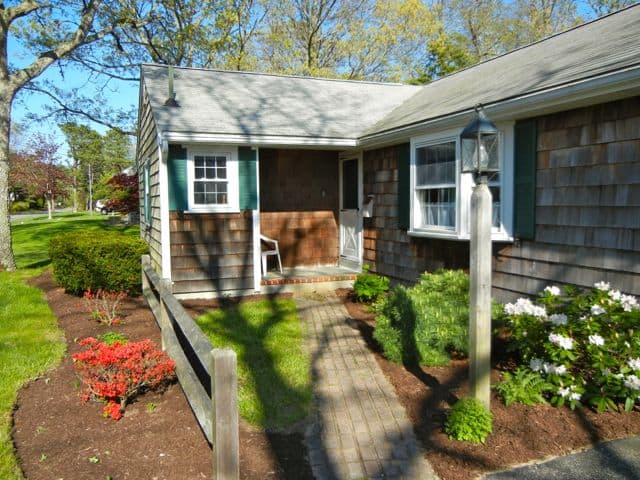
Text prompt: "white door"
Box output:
[[339, 156, 362, 265]]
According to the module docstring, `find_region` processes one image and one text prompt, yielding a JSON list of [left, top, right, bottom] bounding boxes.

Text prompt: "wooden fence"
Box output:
[[141, 255, 239, 480]]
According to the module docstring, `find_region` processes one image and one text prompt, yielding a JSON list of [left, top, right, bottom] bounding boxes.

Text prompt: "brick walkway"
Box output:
[[297, 295, 438, 480]]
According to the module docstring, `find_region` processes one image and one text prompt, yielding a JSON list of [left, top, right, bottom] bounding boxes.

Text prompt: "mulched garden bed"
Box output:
[[12, 270, 312, 480], [336, 288, 640, 480]]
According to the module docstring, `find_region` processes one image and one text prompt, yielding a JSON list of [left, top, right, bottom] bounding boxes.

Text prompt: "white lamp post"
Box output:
[[461, 105, 499, 410]]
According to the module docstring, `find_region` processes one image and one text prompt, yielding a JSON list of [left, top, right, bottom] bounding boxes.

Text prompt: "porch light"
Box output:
[[461, 105, 499, 178]]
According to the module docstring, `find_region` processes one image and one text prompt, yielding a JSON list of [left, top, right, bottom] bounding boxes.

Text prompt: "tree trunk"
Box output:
[[0, 90, 17, 271], [47, 194, 54, 219]]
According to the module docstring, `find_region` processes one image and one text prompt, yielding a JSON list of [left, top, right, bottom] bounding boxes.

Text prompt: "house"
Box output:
[[136, 5, 640, 300]]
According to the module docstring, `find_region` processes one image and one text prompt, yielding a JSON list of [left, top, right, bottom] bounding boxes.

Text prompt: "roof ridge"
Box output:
[[141, 63, 419, 88]]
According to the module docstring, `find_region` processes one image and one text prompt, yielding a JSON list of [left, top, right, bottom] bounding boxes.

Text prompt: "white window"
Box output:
[[409, 123, 514, 241], [187, 146, 239, 213]]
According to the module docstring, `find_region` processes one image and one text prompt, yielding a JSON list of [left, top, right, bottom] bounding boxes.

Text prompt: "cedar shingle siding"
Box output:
[[494, 97, 640, 301]]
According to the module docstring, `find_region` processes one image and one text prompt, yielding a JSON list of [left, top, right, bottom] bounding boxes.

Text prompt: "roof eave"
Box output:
[[160, 131, 359, 149]]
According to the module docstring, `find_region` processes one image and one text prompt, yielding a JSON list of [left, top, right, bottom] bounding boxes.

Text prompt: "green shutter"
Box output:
[[143, 162, 151, 222], [514, 119, 537, 239], [397, 143, 410, 230], [168, 144, 188, 211], [238, 146, 258, 210]]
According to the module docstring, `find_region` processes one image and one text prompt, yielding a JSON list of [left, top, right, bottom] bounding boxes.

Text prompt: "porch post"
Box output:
[[252, 147, 262, 292]]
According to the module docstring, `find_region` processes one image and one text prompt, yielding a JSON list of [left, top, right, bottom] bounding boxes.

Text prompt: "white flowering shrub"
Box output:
[[502, 282, 640, 412]]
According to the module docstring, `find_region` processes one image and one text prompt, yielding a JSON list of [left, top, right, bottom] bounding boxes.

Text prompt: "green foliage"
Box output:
[[502, 282, 640, 412], [195, 298, 311, 430], [0, 273, 65, 478], [49, 231, 148, 295], [9, 200, 30, 213], [373, 269, 469, 366], [97, 332, 129, 346], [444, 397, 493, 444], [353, 265, 390, 303], [494, 367, 553, 406]]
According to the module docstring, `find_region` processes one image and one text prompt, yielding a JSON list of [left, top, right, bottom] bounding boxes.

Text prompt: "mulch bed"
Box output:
[[12, 270, 312, 480], [336, 288, 640, 480], [13, 273, 640, 480]]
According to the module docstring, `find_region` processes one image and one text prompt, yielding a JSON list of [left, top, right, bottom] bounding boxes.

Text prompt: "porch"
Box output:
[[258, 148, 361, 272]]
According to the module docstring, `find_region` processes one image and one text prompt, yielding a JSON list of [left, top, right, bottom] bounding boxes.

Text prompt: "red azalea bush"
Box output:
[[83, 288, 127, 326], [72, 337, 176, 420]]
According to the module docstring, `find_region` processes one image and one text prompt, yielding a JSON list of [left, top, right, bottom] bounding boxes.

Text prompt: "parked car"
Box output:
[[95, 200, 113, 215]]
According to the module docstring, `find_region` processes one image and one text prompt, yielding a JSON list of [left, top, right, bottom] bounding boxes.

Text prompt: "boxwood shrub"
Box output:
[[373, 269, 469, 366], [49, 232, 148, 295]]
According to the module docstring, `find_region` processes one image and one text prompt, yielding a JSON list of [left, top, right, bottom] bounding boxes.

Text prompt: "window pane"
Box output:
[[193, 181, 228, 205], [416, 142, 456, 186], [418, 187, 455, 228]]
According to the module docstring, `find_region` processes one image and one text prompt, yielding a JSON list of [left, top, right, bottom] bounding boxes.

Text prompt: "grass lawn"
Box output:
[[0, 212, 140, 478], [0, 273, 66, 479], [195, 298, 312, 430], [11, 212, 139, 272]]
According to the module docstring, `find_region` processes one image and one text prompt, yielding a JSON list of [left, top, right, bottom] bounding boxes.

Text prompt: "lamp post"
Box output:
[[461, 105, 499, 410]]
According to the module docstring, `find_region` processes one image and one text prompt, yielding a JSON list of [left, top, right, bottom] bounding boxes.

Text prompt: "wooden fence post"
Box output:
[[159, 278, 172, 352], [211, 349, 239, 480], [141, 254, 150, 297]]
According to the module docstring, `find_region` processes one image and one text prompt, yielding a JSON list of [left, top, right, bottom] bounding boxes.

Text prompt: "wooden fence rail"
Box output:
[[141, 255, 239, 480]]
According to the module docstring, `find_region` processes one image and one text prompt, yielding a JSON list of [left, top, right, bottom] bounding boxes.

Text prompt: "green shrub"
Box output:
[[353, 265, 390, 303], [445, 397, 493, 444], [10, 201, 30, 213], [373, 269, 469, 366], [494, 367, 553, 406], [502, 282, 640, 412], [49, 232, 148, 295], [97, 332, 129, 346]]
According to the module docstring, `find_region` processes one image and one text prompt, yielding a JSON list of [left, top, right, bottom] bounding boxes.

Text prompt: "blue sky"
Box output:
[[10, 34, 139, 159]]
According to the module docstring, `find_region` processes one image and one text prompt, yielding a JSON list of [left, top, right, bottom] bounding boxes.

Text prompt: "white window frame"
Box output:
[[409, 122, 514, 241], [186, 145, 239, 213]]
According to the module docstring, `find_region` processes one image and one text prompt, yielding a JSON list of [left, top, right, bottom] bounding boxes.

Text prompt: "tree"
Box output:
[[510, 0, 581, 46], [587, 0, 635, 17], [60, 122, 104, 212], [104, 172, 138, 214], [0, 1, 148, 271], [9, 133, 70, 219]]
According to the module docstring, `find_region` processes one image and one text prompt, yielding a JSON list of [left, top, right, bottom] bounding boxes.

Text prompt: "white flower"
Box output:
[[591, 304, 606, 316], [557, 385, 581, 401], [529, 358, 544, 372], [594, 281, 610, 291], [625, 342, 631, 349], [602, 368, 612, 377], [624, 375, 640, 390], [543, 363, 567, 376], [609, 289, 622, 301], [549, 333, 574, 350], [544, 285, 561, 296], [628, 358, 640, 371], [548, 313, 568, 326], [579, 315, 588, 322], [621, 294, 638, 312], [504, 298, 547, 318], [588, 335, 605, 346]]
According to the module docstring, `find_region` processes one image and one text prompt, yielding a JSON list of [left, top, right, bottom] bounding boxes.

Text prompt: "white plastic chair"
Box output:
[[260, 234, 283, 275]]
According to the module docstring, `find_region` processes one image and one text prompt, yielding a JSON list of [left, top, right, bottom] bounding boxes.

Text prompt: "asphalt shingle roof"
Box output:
[[141, 66, 421, 140]]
